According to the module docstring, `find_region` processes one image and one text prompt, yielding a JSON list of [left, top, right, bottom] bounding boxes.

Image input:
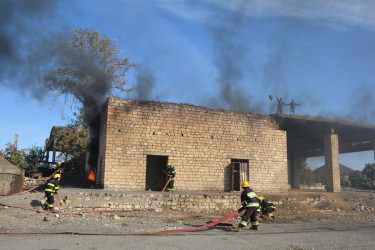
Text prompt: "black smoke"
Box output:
[[0, 1, 124, 173], [134, 67, 156, 101], [0, 0, 58, 99], [208, 3, 263, 113]]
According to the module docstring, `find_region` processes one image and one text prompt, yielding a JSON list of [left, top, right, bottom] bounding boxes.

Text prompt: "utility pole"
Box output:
[[14, 134, 18, 150]]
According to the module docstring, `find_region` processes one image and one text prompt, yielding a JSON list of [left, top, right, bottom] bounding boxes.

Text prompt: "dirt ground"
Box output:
[[1, 188, 375, 249]]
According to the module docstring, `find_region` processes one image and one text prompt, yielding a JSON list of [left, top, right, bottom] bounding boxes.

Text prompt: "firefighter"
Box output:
[[165, 163, 176, 192], [43, 172, 61, 211], [259, 196, 276, 220], [237, 181, 260, 230]]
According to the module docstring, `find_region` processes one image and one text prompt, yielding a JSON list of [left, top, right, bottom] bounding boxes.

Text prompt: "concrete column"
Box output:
[[52, 139, 56, 163], [324, 133, 341, 192], [290, 157, 301, 189]]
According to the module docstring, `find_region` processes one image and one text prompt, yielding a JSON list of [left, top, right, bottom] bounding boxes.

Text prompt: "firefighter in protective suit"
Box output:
[[165, 163, 176, 192], [238, 181, 260, 230], [259, 196, 276, 220], [43, 172, 61, 211]]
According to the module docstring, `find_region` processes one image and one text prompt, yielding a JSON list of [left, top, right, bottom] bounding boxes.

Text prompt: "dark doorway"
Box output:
[[146, 155, 168, 191], [230, 159, 249, 191]]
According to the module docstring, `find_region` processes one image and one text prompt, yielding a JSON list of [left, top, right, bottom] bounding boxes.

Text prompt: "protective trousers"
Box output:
[[44, 192, 54, 210], [167, 179, 174, 191], [240, 207, 259, 229]]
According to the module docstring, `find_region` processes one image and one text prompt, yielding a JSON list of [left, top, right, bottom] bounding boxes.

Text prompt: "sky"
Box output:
[[0, 0, 374, 170]]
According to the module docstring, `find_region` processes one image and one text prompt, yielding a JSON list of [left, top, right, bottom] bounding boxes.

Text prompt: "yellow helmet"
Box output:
[[167, 163, 171, 166], [259, 196, 264, 202], [241, 181, 249, 188], [54, 173, 61, 179]]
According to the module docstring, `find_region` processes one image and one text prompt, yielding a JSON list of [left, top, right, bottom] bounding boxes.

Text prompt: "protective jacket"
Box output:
[[166, 166, 176, 180], [241, 187, 259, 207], [260, 200, 276, 215], [45, 178, 60, 194]]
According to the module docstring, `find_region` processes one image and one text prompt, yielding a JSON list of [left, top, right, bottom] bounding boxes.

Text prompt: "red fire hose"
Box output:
[[0, 207, 244, 236], [0, 175, 244, 235]]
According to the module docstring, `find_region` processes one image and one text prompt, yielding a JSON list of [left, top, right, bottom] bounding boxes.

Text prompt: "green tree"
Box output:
[[24, 145, 44, 176], [54, 126, 89, 171], [25, 145, 44, 165], [361, 163, 375, 189], [297, 158, 315, 185], [0, 143, 28, 170], [348, 170, 368, 189]]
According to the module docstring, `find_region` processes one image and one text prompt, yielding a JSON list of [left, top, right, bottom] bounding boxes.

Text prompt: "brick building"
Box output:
[[96, 97, 375, 193], [97, 97, 289, 193]]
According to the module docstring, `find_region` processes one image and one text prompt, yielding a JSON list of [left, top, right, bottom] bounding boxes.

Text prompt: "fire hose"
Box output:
[[0, 175, 172, 216], [0, 174, 244, 235], [0, 207, 244, 236]]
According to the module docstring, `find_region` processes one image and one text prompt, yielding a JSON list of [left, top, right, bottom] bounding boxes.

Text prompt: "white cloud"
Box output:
[[156, 0, 375, 31]]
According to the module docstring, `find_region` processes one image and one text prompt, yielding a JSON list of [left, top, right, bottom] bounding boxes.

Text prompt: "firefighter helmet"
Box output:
[[259, 196, 264, 202], [241, 181, 249, 188], [57, 162, 61, 166], [167, 163, 171, 166], [54, 173, 61, 179]]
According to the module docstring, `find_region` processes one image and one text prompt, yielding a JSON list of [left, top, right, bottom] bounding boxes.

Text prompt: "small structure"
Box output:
[[97, 98, 289, 193], [0, 156, 24, 195]]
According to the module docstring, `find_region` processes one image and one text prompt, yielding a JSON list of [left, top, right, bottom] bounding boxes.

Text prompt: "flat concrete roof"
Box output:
[[273, 114, 375, 158]]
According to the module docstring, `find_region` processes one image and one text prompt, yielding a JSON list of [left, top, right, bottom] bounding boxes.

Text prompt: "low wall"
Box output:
[[61, 190, 285, 212]]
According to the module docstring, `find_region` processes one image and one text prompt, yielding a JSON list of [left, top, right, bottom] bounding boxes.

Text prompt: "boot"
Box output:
[[250, 226, 259, 231]]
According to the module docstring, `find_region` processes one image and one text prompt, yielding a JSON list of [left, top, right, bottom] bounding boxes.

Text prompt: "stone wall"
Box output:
[[63, 191, 241, 212], [98, 98, 288, 193], [324, 134, 341, 192]]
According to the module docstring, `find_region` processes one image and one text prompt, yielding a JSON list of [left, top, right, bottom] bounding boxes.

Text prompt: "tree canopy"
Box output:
[[54, 126, 88, 171], [43, 28, 137, 124], [0, 143, 43, 172]]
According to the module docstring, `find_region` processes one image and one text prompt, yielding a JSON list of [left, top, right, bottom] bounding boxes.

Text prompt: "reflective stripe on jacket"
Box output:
[[45, 179, 60, 193], [166, 167, 176, 180], [241, 187, 259, 207]]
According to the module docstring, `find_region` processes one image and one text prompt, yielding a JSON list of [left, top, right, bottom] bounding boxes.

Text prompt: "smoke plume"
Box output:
[[207, 3, 264, 113], [134, 68, 156, 101], [0, 1, 127, 171], [0, 0, 58, 99]]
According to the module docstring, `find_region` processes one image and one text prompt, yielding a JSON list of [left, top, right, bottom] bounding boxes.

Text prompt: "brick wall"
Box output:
[[324, 134, 341, 192], [98, 98, 288, 193]]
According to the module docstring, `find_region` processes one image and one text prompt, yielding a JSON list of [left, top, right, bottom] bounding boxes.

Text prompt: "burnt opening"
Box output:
[[230, 159, 249, 191], [145, 155, 168, 191]]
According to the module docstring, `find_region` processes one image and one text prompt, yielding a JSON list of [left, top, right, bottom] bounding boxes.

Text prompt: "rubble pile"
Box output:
[[343, 192, 375, 212], [23, 177, 47, 190]]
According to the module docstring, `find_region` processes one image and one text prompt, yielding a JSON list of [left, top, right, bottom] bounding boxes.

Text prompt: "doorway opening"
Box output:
[[230, 159, 249, 191], [146, 155, 168, 191]]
